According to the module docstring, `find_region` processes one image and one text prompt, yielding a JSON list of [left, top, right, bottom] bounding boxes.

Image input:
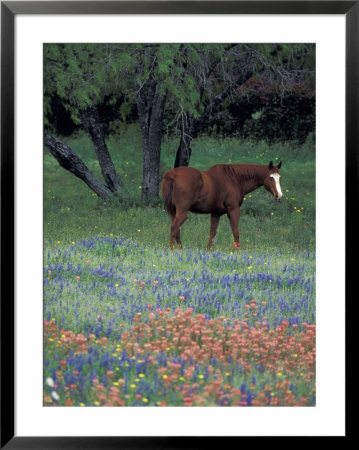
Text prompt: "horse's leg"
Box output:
[[206, 214, 220, 251], [169, 213, 182, 248], [169, 210, 188, 250], [227, 207, 241, 250], [176, 229, 183, 249]]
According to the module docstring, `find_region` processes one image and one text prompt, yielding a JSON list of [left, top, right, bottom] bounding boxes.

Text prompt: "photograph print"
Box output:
[[43, 43, 315, 407]]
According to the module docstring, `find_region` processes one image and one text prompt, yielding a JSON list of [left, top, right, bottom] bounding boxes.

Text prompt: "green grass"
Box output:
[[44, 125, 315, 253]]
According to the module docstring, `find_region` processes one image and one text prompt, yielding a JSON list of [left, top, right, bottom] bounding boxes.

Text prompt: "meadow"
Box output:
[[43, 126, 316, 406]]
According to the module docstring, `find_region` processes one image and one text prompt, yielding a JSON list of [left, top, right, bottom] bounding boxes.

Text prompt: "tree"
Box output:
[[172, 44, 246, 167], [44, 44, 129, 199], [172, 43, 315, 167], [44, 43, 171, 203]]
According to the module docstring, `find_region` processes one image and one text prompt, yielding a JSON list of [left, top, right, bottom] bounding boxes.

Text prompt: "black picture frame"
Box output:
[[1, 1, 354, 447]]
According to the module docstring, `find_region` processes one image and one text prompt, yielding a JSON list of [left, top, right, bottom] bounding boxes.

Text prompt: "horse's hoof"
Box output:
[[233, 242, 240, 250]]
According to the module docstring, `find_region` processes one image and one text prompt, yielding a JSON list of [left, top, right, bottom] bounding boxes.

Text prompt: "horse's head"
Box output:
[[264, 161, 283, 202]]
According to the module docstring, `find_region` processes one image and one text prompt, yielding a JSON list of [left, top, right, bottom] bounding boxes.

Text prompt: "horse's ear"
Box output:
[[278, 161, 282, 169], [268, 161, 273, 169]]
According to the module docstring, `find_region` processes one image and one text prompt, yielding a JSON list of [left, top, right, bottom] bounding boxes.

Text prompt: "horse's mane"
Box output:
[[223, 164, 268, 185]]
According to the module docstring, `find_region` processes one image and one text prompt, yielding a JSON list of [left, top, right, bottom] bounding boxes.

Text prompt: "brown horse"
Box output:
[[161, 161, 282, 250]]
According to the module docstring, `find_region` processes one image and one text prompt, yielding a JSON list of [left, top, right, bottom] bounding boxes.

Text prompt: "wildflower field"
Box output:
[[44, 131, 316, 407]]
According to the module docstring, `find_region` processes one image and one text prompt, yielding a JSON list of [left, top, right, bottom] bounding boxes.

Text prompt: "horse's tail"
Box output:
[[161, 170, 176, 217]]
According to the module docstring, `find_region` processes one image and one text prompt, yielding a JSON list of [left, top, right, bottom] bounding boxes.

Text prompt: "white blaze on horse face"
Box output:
[[270, 173, 283, 200]]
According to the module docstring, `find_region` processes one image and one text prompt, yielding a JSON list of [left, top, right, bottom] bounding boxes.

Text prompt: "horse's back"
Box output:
[[163, 166, 202, 186], [205, 164, 232, 180]]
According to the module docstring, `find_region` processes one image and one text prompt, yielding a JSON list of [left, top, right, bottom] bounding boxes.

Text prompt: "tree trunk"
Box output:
[[44, 133, 113, 199], [80, 106, 129, 198], [174, 73, 254, 168], [136, 82, 166, 202], [174, 86, 232, 168], [174, 115, 195, 168]]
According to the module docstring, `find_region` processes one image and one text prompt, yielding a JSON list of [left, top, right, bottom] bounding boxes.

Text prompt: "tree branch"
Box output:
[[44, 132, 113, 199]]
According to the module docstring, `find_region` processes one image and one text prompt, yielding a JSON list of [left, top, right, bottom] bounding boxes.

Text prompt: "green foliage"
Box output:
[[45, 43, 315, 142], [251, 110, 263, 120], [44, 44, 134, 123]]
